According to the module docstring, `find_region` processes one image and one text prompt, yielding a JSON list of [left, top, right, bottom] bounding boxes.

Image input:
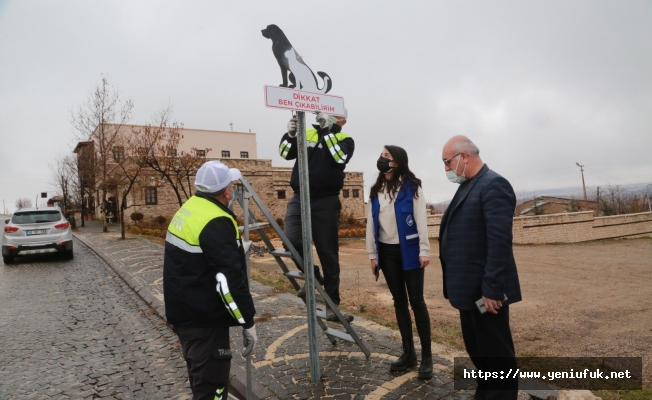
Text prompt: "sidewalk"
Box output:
[[73, 221, 484, 400]]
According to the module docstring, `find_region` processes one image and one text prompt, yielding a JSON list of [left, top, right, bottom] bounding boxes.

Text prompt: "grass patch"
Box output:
[[250, 267, 295, 293]]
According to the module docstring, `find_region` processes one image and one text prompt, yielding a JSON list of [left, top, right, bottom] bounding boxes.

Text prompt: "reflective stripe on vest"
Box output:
[[166, 195, 239, 253]]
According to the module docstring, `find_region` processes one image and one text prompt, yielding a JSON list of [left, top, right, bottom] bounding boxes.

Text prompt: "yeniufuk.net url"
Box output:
[[463, 368, 634, 381]]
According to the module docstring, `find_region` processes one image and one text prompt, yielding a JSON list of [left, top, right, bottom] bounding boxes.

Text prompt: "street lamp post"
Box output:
[[576, 163, 588, 210], [646, 184, 652, 212]]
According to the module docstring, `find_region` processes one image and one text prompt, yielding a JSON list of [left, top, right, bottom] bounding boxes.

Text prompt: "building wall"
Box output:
[[427, 214, 443, 238], [515, 196, 598, 216], [512, 211, 652, 244], [81, 124, 363, 225], [180, 128, 257, 159], [122, 158, 365, 225], [426, 211, 652, 243]]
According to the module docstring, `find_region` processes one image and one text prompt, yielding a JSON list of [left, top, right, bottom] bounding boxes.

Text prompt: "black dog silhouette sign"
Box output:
[[262, 24, 346, 117], [261, 24, 332, 94]]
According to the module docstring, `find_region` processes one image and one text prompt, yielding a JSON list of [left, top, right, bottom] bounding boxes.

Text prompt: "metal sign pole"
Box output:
[[242, 193, 253, 399], [296, 111, 321, 382]]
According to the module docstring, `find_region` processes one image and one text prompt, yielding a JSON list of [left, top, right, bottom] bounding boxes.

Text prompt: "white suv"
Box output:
[[2, 208, 73, 264]]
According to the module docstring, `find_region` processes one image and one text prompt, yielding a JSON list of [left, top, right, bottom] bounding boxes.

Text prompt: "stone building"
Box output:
[[75, 124, 364, 225], [515, 196, 598, 216]]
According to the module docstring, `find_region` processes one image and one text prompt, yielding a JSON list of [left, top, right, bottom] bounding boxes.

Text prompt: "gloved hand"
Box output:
[[242, 325, 257, 357], [316, 112, 329, 129], [287, 118, 298, 137]]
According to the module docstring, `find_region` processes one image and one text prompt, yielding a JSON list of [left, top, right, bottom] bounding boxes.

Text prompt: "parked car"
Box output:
[[2, 208, 73, 264]]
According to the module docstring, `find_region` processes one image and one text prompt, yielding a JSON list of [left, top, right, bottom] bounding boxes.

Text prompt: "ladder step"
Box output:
[[323, 327, 355, 342], [284, 271, 305, 280], [238, 222, 269, 231], [272, 250, 295, 259]]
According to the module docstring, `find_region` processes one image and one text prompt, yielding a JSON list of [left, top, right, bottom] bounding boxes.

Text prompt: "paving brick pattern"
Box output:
[[0, 239, 191, 400], [70, 222, 494, 399]]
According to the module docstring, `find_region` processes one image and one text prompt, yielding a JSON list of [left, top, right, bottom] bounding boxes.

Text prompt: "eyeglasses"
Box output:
[[442, 153, 462, 167]]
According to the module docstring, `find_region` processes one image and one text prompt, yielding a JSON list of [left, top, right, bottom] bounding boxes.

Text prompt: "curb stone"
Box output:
[[73, 232, 268, 400]]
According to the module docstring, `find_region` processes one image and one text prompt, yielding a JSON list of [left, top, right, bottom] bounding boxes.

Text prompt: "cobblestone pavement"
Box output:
[[0, 237, 191, 400], [72, 222, 533, 399]]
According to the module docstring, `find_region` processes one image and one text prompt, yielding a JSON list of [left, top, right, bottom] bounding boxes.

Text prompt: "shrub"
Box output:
[[130, 212, 144, 224], [155, 215, 167, 226], [129, 226, 142, 235]]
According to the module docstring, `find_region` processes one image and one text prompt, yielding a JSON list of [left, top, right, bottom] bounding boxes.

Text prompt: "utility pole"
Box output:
[[576, 163, 588, 210]]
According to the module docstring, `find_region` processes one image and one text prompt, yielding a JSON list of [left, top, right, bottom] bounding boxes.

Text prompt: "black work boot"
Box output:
[[418, 355, 433, 379], [390, 339, 417, 372]]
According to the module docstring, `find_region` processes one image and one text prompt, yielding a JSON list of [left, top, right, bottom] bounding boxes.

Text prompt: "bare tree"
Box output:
[[49, 155, 77, 214], [15, 198, 32, 209], [112, 121, 159, 240], [138, 107, 209, 207], [588, 184, 647, 216], [72, 75, 133, 232]]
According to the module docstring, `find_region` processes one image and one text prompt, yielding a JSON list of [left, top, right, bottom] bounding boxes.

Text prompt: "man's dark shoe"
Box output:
[[390, 340, 417, 372], [418, 355, 433, 379], [325, 307, 354, 323]]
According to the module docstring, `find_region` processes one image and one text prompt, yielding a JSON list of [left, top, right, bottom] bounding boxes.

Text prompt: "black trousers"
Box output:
[[379, 242, 431, 356], [176, 327, 232, 400], [284, 194, 341, 304], [459, 306, 518, 400]]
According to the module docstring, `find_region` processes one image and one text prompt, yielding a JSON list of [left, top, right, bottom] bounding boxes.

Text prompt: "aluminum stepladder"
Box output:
[[233, 176, 371, 358]]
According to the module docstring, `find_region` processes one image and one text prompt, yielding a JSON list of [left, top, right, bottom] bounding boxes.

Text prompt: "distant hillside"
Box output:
[[515, 182, 652, 202], [427, 181, 652, 209]]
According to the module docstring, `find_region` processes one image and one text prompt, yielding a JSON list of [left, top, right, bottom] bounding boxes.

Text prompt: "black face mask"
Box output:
[[376, 156, 393, 174]]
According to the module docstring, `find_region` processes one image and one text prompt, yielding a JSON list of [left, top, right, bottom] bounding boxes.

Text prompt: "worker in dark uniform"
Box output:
[[164, 160, 256, 400], [279, 112, 355, 322]]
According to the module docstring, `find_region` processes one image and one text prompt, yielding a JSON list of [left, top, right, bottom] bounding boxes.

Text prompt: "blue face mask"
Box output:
[[446, 154, 467, 184]]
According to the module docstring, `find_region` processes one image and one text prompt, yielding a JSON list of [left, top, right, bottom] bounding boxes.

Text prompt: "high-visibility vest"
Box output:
[[166, 195, 239, 253]]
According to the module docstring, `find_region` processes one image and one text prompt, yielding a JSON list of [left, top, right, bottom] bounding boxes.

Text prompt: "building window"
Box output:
[[240, 151, 249, 159], [196, 149, 206, 157], [222, 150, 230, 158], [342, 189, 350, 198], [277, 190, 286, 199], [352, 189, 360, 198], [145, 187, 158, 205], [113, 147, 124, 162], [167, 148, 177, 157], [233, 183, 244, 197]]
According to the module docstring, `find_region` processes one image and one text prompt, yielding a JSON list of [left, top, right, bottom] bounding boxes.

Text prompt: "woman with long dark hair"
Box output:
[[366, 145, 433, 379]]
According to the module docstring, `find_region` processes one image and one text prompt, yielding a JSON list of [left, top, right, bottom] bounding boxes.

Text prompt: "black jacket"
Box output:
[[279, 124, 354, 198], [163, 192, 256, 329]]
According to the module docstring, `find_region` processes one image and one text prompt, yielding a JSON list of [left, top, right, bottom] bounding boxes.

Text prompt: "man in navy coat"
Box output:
[[439, 135, 522, 400]]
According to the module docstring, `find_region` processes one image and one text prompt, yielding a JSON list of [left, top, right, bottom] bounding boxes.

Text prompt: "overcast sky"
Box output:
[[1, 0, 651, 212]]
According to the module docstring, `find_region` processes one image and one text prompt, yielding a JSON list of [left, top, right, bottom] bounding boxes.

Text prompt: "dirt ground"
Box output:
[[250, 236, 652, 385]]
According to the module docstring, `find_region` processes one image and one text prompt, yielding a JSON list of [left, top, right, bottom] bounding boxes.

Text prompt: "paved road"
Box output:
[[0, 238, 191, 400]]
